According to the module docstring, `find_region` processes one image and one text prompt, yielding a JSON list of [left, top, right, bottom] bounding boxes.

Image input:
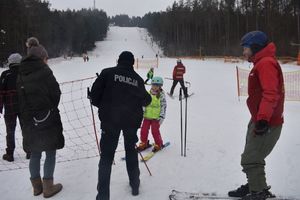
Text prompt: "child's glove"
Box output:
[[159, 117, 164, 125]]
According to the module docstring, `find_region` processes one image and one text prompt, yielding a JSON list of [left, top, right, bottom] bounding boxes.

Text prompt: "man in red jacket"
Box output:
[[169, 59, 188, 98], [228, 31, 285, 200]]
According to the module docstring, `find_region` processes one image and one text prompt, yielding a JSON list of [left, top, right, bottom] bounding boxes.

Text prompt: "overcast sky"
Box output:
[[48, 0, 176, 17]]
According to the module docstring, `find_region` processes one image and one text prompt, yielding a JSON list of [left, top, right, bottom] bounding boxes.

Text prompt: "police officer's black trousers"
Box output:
[[96, 127, 140, 200]]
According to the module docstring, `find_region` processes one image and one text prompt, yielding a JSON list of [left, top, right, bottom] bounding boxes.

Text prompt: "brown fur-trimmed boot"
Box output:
[[30, 177, 43, 196], [42, 178, 63, 198]]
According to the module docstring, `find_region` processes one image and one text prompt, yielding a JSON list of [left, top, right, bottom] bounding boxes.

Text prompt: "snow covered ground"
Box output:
[[0, 26, 300, 200]]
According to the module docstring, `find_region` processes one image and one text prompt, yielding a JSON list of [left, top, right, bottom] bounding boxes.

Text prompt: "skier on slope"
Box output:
[[144, 67, 154, 84], [228, 31, 285, 200], [90, 51, 151, 200], [0, 53, 31, 162], [137, 76, 167, 152], [169, 59, 188, 98]]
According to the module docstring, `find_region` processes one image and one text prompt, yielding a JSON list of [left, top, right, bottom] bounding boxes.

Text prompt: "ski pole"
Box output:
[[179, 88, 183, 156], [87, 87, 100, 155], [136, 145, 152, 176], [184, 87, 188, 157]]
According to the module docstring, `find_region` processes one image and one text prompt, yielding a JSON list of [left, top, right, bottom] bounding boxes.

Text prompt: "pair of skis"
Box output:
[[141, 142, 171, 162], [121, 141, 171, 162], [169, 190, 296, 200]]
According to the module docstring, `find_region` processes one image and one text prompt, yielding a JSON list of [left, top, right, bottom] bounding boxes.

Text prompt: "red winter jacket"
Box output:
[[247, 42, 285, 126], [173, 63, 186, 80]]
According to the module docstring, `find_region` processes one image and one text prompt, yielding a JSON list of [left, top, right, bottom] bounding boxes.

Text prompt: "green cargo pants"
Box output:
[[241, 121, 282, 192]]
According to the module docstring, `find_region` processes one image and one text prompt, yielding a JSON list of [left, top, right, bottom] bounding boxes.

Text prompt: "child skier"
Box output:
[[137, 76, 167, 152], [144, 67, 154, 84]]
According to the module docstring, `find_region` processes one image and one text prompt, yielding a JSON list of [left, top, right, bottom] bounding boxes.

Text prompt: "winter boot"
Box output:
[[30, 177, 43, 196], [137, 141, 151, 152], [241, 187, 275, 200], [42, 178, 63, 198], [2, 153, 14, 162], [152, 144, 162, 152], [228, 183, 250, 197], [130, 179, 140, 196]]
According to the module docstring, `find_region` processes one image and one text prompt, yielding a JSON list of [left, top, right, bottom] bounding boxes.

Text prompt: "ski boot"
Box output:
[[137, 140, 151, 152], [241, 187, 275, 200], [228, 183, 249, 197], [152, 144, 162, 153]]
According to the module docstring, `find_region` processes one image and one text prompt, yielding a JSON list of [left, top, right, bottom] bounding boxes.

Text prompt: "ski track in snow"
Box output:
[[0, 26, 300, 200]]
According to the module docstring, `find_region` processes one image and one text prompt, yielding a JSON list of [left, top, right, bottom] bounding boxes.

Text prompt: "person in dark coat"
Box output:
[[0, 53, 30, 162], [90, 51, 151, 200], [17, 43, 64, 198]]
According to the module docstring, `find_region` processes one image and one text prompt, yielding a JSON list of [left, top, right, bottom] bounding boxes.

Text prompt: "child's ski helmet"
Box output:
[[151, 76, 163, 86]]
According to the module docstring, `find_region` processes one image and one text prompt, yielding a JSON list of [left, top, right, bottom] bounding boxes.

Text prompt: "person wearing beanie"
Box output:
[[90, 51, 151, 200], [18, 43, 64, 198], [169, 59, 189, 98], [228, 31, 285, 200], [0, 53, 31, 162], [26, 37, 39, 49]]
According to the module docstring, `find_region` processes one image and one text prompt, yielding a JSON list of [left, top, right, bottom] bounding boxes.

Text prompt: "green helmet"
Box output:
[[151, 76, 163, 86]]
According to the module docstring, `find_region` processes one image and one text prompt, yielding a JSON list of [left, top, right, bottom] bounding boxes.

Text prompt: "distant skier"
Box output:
[[228, 31, 285, 200], [169, 59, 188, 98], [0, 53, 30, 162], [137, 76, 167, 152], [144, 67, 154, 84], [90, 51, 151, 200], [83, 53, 87, 62]]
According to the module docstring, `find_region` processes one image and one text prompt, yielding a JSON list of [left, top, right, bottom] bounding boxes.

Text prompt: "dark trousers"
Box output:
[[4, 114, 18, 155], [170, 80, 188, 97], [96, 127, 140, 200]]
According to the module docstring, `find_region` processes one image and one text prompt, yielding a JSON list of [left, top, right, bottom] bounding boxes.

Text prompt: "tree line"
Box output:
[[0, 0, 109, 64], [139, 0, 300, 57], [110, 15, 142, 27]]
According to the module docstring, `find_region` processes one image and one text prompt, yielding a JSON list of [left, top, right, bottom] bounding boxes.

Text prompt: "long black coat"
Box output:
[[90, 63, 151, 130], [17, 56, 64, 152]]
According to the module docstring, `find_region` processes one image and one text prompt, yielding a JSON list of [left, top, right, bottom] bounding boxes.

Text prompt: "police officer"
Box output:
[[90, 51, 151, 200]]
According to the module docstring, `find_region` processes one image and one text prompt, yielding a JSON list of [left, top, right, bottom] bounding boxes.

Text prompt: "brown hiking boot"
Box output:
[[30, 177, 43, 196], [43, 178, 63, 198]]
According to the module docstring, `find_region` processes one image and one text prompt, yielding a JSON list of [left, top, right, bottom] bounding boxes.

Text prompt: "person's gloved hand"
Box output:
[[254, 120, 269, 135], [159, 117, 164, 126], [87, 88, 91, 100]]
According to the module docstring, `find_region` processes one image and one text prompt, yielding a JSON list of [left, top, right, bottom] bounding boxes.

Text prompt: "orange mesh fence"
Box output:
[[0, 76, 126, 172], [236, 66, 300, 101]]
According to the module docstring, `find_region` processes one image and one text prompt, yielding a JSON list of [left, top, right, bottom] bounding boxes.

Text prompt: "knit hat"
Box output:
[[7, 53, 22, 65], [26, 37, 39, 48], [28, 45, 48, 60], [241, 31, 268, 54], [118, 51, 135, 66]]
